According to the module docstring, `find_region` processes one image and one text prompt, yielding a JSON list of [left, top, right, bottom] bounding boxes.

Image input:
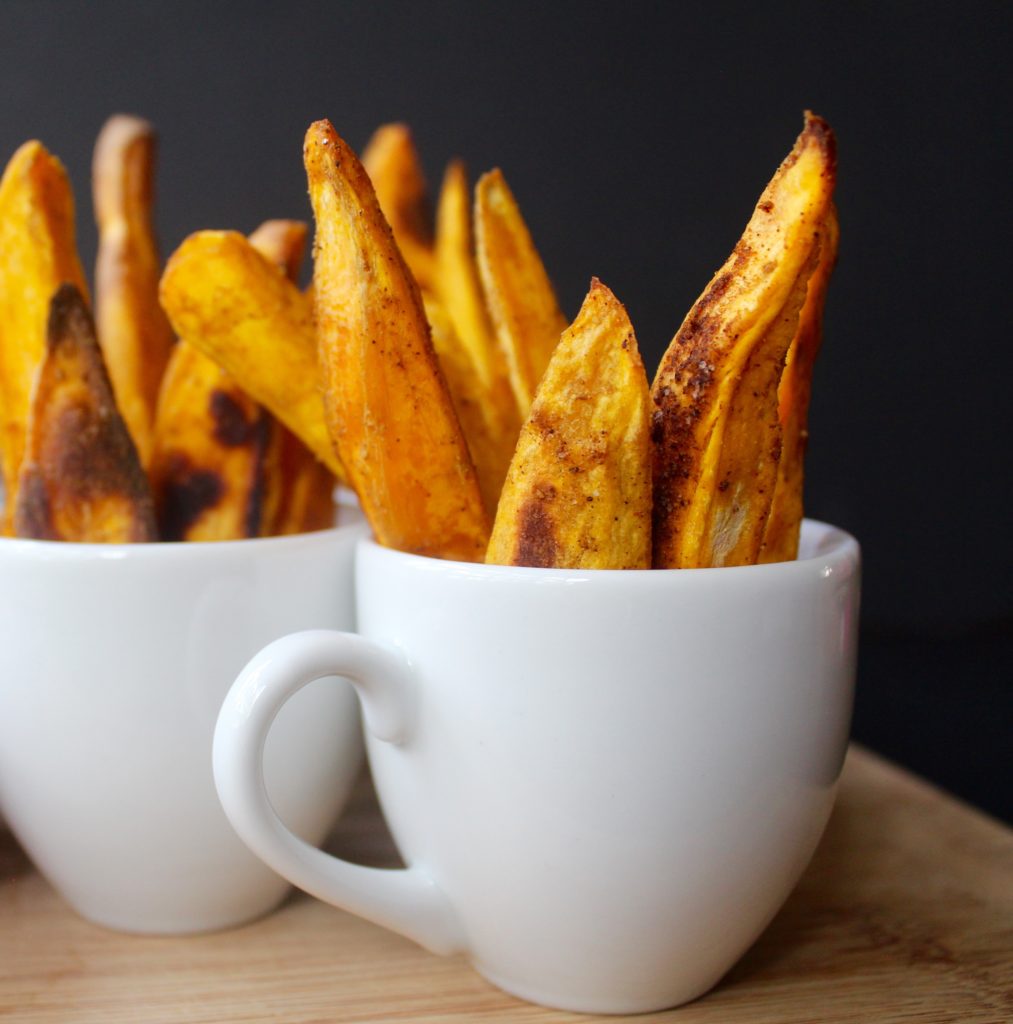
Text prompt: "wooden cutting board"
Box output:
[[1, 746, 1011, 1022]]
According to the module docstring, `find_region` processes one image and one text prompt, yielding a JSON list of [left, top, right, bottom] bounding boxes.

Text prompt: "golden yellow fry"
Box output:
[[149, 343, 275, 540], [434, 160, 521, 501], [487, 279, 652, 569], [93, 114, 176, 467], [759, 207, 839, 563], [305, 118, 488, 561], [158, 230, 345, 480], [14, 285, 157, 542], [652, 112, 836, 569], [423, 294, 508, 516], [0, 141, 88, 533], [474, 168, 567, 416], [361, 123, 436, 291], [246, 218, 336, 534]]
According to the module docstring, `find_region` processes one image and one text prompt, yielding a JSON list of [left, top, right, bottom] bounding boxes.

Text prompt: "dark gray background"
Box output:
[[2, 1, 1010, 817]]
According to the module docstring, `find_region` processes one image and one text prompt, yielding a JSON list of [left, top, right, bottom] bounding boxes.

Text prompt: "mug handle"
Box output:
[[212, 629, 464, 955]]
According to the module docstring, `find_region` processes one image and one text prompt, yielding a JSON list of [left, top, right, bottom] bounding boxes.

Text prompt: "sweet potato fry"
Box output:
[[159, 230, 344, 479], [149, 343, 275, 541], [486, 279, 652, 569], [474, 168, 567, 416], [652, 112, 836, 569], [759, 206, 839, 563], [93, 115, 176, 467], [247, 218, 337, 534], [153, 219, 333, 539], [423, 294, 507, 515], [305, 118, 488, 561], [361, 123, 436, 292], [0, 141, 88, 533], [13, 285, 157, 542], [434, 160, 520, 505]]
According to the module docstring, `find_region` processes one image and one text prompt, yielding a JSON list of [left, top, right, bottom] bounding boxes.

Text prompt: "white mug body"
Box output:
[[214, 519, 859, 1012], [0, 510, 367, 934]]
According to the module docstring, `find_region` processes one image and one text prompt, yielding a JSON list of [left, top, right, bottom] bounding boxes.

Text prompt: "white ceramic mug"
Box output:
[[214, 519, 859, 1013], [0, 505, 367, 934]]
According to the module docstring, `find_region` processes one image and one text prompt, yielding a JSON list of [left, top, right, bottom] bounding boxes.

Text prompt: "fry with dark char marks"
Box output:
[[362, 123, 436, 292], [152, 219, 333, 540], [434, 160, 520, 510], [305, 118, 488, 561], [93, 114, 176, 467], [14, 285, 157, 542], [474, 168, 567, 418], [487, 279, 652, 569], [159, 230, 345, 481], [0, 140, 89, 534], [759, 206, 839, 563], [652, 112, 836, 569]]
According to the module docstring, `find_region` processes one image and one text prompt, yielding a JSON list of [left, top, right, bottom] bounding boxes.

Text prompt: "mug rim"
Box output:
[[357, 518, 859, 580], [0, 503, 367, 562]]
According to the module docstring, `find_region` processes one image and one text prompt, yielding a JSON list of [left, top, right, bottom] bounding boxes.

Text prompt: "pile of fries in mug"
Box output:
[[0, 111, 837, 568]]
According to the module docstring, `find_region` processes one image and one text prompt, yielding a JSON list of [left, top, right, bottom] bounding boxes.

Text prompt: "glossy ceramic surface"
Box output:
[[0, 509, 366, 934], [214, 519, 860, 1012]]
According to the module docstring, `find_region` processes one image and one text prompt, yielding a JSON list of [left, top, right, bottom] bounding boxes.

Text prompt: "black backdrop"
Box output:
[[2, 2, 1010, 817]]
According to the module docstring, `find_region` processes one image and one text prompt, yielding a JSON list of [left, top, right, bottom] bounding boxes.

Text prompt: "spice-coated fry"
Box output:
[[92, 115, 176, 467], [14, 285, 157, 542], [434, 160, 520, 509], [651, 112, 836, 569], [487, 279, 652, 569], [474, 168, 567, 417], [159, 230, 345, 480], [759, 206, 839, 563], [0, 141, 88, 533], [305, 118, 488, 561], [362, 123, 436, 292]]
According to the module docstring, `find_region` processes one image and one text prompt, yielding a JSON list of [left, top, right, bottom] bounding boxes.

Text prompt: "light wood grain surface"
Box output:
[[2, 746, 1011, 1023]]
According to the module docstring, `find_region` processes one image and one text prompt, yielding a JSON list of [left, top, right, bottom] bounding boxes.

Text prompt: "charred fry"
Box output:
[[759, 207, 839, 563], [159, 230, 344, 480], [14, 285, 157, 542], [152, 219, 333, 539], [474, 168, 567, 416], [93, 115, 176, 467], [434, 160, 520, 508], [0, 141, 88, 533], [149, 341, 276, 541], [362, 123, 436, 291], [487, 279, 651, 569], [652, 112, 836, 568], [305, 118, 488, 561]]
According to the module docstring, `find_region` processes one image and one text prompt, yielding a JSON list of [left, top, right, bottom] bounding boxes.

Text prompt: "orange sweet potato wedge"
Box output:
[[486, 279, 652, 569], [0, 141, 88, 532], [361, 123, 436, 292], [14, 285, 157, 542], [759, 206, 839, 563], [434, 160, 520, 507], [152, 219, 333, 539], [474, 168, 567, 417], [248, 219, 337, 535], [422, 293, 508, 516], [149, 342, 276, 540], [305, 118, 488, 561], [159, 230, 344, 480], [93, 115, 176, 467], [652, 112, 836, 568]]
